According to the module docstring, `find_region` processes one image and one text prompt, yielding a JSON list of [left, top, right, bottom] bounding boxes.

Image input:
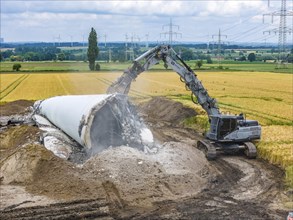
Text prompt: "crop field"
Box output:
[[1, 61, 292, 73], [0, 70, 292, 185]]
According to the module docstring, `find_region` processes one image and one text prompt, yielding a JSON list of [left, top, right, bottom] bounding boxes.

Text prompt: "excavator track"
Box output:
[[196, 140, 217, 160], [244, 142, 257, 159]]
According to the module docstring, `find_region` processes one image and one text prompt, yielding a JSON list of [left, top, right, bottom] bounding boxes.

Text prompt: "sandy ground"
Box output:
[[0, 98, 290, 219]]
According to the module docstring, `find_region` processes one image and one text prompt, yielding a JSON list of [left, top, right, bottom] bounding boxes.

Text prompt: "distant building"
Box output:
[[0, 38, 4, 43]]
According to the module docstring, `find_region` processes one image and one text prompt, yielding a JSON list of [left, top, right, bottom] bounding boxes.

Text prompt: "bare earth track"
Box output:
[[0, 97, 289, 219]]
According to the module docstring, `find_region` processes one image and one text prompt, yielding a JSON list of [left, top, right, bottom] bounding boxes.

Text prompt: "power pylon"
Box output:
[[108, 48, 112, 62], [212, 29, 227, 67], [145, 34, 149, 49], [161, 18, 182, 45], [68, 35, 73, 47], [124, 33, 137, 61], [103, 34, 107, 47], [125, 34, 128, 61], [55, 34, 61, 46], [263, 0, 293, 65]]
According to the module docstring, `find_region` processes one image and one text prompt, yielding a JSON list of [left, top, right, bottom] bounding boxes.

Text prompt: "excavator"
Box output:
[[107, 45, 261, 160]]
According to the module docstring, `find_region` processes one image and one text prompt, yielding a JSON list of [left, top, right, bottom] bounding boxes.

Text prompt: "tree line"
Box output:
[[1, 27, 292, 69], [0, 47, 88, 62]]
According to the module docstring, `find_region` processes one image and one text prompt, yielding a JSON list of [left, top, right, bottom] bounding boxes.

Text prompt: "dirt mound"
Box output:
[[0, 144, 53, 184], [0, 100, 33, 116], [0, 123, 105, 201], [1, 137, 208, 205], [0, 125, 40, 160], [83, 143, 209, 208], [26, 148, 106, 201], [138, 97, 197, 124], [0, 142, 105, 200]]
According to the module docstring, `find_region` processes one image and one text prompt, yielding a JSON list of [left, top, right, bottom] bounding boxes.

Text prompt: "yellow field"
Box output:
[[1, 71, 293, 185]]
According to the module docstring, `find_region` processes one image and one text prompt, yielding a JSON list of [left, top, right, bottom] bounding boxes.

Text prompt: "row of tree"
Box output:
[[0, 48, 89, 62], [1, 28, 293, 71]]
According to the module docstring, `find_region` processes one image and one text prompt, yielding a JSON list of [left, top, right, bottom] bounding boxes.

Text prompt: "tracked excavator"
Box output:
[[107, 45, 261, 160]]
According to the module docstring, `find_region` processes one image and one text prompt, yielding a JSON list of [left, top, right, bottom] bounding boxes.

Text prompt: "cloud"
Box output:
[[2, 0, 268, 16], [1, 0, 291, 43]]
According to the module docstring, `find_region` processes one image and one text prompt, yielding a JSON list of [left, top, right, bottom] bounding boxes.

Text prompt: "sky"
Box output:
[[1, 0, 293, 44]]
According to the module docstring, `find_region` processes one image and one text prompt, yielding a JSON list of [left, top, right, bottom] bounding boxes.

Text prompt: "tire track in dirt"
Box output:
[[137, 97, 287, 219], [0, 198, 112, 220], [131, 156, 286, 219]]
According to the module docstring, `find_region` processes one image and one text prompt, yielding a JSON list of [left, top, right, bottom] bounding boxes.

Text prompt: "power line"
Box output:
[[249, 33, 276, 43], [228, 23, 270, 42], [222, 15, 258, 33]]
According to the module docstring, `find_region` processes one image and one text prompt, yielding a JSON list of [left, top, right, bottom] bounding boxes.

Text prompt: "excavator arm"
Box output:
[[107, 45, 162, 94], [163, 47, 220, 116], [107, 45, 220, 117]]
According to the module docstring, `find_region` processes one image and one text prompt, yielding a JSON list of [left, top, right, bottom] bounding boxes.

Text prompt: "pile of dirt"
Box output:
[[0, 100, 33, 116], [138, 97, 197, 124], [0, 125, 40, 160], [1, 133, 209, 206], [25, 147, 106, 201], [0, 123, 105, 201], [0, 142, 105, 200], [83, 142, 210, 208], [1, 144, 53, 184]]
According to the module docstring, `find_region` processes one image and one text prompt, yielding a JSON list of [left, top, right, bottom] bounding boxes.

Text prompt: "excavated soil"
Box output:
[[138, 96, 197, 124], [0, 97, 290, 219], [0, 100, 33, 116]]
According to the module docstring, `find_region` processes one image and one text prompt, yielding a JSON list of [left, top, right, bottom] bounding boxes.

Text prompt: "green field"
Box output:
[[1, 60, 292, 73]]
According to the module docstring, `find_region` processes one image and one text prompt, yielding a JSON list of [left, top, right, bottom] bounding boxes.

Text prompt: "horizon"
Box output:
[[0, 40, 287, 46]]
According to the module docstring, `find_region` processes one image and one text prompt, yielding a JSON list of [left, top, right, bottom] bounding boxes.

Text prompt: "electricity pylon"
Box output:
[[263, 0, 293, 66]]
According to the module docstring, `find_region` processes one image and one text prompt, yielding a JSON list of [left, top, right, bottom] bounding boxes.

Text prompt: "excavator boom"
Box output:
[[107, 45, 220, 116]]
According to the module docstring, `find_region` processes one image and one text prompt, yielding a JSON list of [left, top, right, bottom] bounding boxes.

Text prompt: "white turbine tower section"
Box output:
[[35, 94, 154, 155], [38, 94, 110, 147]]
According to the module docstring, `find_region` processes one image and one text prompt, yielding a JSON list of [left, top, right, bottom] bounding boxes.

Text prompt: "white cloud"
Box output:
[[1, 0, 292, 43], [2, 0, 267, 16]]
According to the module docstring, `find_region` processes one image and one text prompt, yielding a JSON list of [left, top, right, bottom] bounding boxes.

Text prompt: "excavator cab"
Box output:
[[217, 117, 238, 139], [206, 116, 238, 141], [207, 114, 260, 142]]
